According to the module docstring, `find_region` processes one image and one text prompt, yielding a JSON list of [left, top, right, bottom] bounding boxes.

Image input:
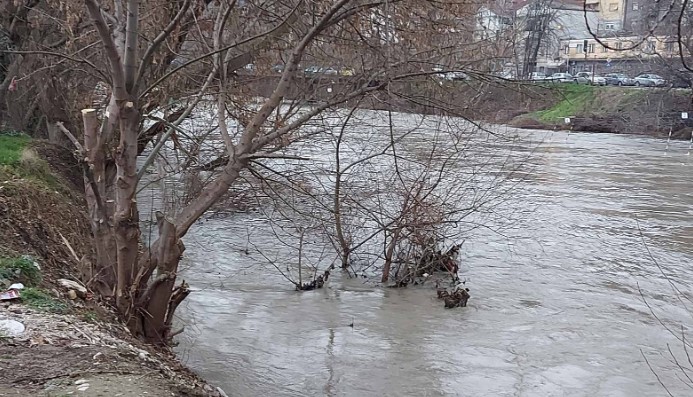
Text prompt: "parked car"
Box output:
[[573, 72, 606, 85], [546, 72, 574, 83], [442, 71, 469, 81], [494, 71, 516, 80], [322, 67, 339, 76], [529, 72, 546, 81], [604, 73, 636, 86], [634, 73, 666, 87], [304, 66, 322, 76]]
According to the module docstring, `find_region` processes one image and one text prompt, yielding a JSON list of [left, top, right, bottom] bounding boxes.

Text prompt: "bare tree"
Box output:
[[2, 0, 528, 344]]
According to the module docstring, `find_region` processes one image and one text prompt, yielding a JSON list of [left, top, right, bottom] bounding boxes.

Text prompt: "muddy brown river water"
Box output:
[[154, 115, 693, 396]]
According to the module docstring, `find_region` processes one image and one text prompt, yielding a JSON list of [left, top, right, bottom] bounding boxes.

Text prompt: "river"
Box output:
[[164, 114, 693, 396]]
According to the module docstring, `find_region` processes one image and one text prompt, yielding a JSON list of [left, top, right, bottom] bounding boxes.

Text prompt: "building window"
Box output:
[[577, 43, 583, 53], [609, 3, 619, 11], [601, 45, 609, 52], [666, 41, 675, 52], [588, 44, 595, 53], [564, 45, 570, 54], [616, 41, 623, 50], [605, 23, 615, 30]]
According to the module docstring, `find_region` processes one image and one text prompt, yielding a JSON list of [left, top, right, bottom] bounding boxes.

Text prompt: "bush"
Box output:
[[21, 287, 68, 314], [0, 256, 41, 287], [0, 134, 30, 166]]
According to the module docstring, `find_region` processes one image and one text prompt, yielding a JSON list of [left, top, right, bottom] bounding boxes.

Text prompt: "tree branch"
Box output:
[[85, 0, 127, 100], [139, 1, 301, 99], [134, 0, 192, 92], [122, 0, 139, 92], [55, 120, 108, 221]]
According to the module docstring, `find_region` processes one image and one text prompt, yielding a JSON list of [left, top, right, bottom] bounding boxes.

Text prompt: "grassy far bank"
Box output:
[[533, 84, 596, 122], [0, 133, 30, 166], [508, 83, 693, 137]]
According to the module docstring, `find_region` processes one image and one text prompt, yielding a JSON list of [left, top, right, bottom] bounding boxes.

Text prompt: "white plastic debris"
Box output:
[[74, 379, 88, 385], [0, 289, 20, 301], [0, 319, 25, 337], [8, 283, 24, 290]]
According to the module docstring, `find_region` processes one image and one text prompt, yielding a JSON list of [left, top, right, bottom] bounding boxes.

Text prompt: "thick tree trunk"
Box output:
[[81, 109, 117, 296], [114, 101, 141, 314], [142, 214, 185, 344]]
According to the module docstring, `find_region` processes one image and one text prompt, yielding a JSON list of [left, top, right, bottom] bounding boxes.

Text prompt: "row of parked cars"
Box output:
[[529, 71, 676, 87]]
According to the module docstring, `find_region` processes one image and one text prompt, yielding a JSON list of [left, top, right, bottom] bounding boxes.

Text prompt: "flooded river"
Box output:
[[168, 117, 693, 396]]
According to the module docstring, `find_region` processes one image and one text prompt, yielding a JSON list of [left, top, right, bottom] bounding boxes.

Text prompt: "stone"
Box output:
[[57, 279, 87, 298], [0, 319, 25, 337], [68, 290, 77, 300]]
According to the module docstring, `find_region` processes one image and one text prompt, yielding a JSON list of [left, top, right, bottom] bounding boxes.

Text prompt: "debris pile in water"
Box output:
[[436, 281, 470, 308], [295, 270, 331, 291], [393, 244, 463, 288]]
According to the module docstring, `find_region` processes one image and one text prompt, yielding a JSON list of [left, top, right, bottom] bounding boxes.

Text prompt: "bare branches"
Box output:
[[642, 349, 676, 397], [134, 0, 192, 91], [85, 0, 127, 100], [1, 49, 109, 82], [677, 0, 693, 73], [139, 2, 301, 99], [122, 0, 139, 92]]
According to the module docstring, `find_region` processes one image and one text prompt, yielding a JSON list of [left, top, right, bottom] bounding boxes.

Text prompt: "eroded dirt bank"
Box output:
[[499, 84, 693, 138], [0, 139, 225, 396], [238, 75, 693, 138]]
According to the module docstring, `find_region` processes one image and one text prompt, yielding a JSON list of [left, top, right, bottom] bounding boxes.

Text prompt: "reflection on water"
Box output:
[[171, 123, 693, 396]]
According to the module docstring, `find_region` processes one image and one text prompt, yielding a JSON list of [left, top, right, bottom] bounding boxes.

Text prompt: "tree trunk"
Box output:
[[0, 55, 22, 128], [334, 171, 351, 269], [81, 109, 117, 296], [381, 228, 401, 283], [114, 101, 140, 314], [142, 214, 185, 344]]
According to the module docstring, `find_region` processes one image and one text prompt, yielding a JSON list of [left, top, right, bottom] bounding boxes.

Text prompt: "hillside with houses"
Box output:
[[475, 0, 690, 82]]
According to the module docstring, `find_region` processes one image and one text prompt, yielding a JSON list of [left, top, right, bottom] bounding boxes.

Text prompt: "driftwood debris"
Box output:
[[418, 244, 461, 275], [296, 270, 331, 291], [393, 244, 463, 287], [436, 280, 470, 308]]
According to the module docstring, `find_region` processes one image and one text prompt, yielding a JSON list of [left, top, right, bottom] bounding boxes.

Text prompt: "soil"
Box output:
[[0, 142, 90, 287], [0, 142, 226, 396], [504, 86, 693, 138], [0, 305, 223, 396]]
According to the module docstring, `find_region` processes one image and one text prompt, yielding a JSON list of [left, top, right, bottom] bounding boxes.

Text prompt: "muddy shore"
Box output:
[[0, 141, 226, 396]]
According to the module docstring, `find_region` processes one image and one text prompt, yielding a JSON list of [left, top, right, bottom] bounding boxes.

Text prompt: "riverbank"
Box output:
[[500, 84, 692, 138], [0, 135, 225, 396], [241, 75, 693, 139]]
